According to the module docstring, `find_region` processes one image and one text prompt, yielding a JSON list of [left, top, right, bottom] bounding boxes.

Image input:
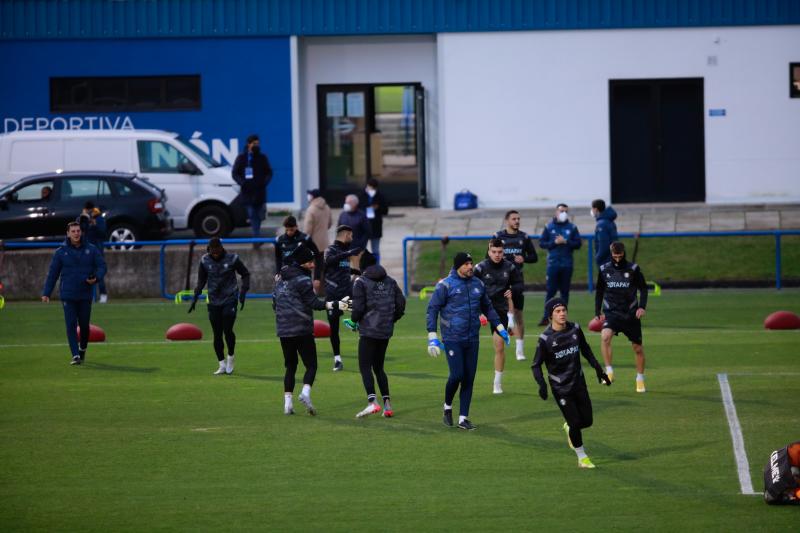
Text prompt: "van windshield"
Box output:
[[175, 137, 225, 168]]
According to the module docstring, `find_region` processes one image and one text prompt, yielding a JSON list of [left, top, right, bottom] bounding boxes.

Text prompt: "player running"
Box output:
[[348, 251, 406, 418], [323, 224, 362, 372], [273, 245, 351, 415], [494, 210, 538, 359], [532, 297, 611, 469], [594, 241, 649, 392], [426, 252, 510, 430], [189, 237, 250, 375], [474, 238, 524, 394]]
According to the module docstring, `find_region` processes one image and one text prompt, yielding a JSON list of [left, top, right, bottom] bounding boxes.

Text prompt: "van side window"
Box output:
[[137, 141, 190, 174]]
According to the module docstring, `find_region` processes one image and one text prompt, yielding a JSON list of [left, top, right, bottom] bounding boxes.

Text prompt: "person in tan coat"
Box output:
[[304, 189, 333, 292]]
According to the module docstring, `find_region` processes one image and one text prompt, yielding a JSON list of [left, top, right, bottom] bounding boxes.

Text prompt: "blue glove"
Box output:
[[496, 325, 510, 346], [427, 332, 444, 357]]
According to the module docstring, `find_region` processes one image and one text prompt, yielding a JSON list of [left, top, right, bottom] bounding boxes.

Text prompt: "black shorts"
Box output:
[[603, 314, 642, 345], [512, 292, 524, 311], [495, 309, 509, 330]]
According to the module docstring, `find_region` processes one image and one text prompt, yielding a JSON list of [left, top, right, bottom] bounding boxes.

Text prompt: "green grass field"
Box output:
[[411, 236, 800, 287], [1, 290, 799, 531]]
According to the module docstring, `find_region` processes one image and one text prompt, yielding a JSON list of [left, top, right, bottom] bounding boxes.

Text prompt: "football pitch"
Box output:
[[1, 290, 798, 531]]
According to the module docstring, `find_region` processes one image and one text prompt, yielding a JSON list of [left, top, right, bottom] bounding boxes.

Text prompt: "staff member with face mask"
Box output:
[[337, 194, 371, 252], [538, 203, 582, 326], [357, 178, 388, 263], [232, 134, 273, 247]]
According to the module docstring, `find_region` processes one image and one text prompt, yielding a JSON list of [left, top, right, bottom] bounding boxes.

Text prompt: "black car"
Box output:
[[0, 171, 171, 245]]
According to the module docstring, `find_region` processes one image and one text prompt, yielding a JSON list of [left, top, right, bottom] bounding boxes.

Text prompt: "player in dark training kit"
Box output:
[[532, 297, 611, 469], [348, 251, 406, 418], [274, 215, 322, 291], [763, 441, 800, 505], [474, 238, 523, 394], [189, 238, 250, 375], [494, 210, 538, 360], [324, 225, 362, 371], [594, 241, 649, 392]]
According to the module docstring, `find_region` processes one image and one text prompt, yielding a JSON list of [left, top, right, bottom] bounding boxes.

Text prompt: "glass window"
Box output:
[[62, 179, 99, 200], [98, 179, 113, 199], [11, 181, 55, 202], [128, 77, 162, 109], [50, 76, 200, 112], [791, 63, 800, 98], [137, 141, 190, 173], [112, 180, 144, 197]]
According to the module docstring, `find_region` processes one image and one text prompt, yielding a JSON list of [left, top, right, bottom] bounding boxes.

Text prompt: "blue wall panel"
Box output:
[[1, 0, 798, 40], [0, 37, 295, 203]]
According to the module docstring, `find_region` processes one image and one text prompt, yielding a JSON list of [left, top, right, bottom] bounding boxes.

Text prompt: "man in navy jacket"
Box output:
[[538, 203, 581, 325], [42, 222, 107, 365], [591, 199, 618, 267], [426, 252, 509, 430]]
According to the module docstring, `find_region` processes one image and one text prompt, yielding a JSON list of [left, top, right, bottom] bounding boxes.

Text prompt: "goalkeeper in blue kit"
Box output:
[[533, 297, 611, 468]]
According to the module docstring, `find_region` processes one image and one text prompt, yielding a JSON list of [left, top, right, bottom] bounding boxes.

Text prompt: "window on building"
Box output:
[[50, 76, 201, 112], [791, 63, 800, 98]]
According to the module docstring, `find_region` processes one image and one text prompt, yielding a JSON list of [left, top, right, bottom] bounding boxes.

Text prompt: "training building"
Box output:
[[1, 0, 798, 209]]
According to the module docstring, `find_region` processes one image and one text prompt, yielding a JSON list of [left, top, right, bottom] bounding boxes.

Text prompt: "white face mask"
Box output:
[[590, 209, 596, 218], [365, 187, 375, 195], [557, 211, 569, 223], [342, 203, 352, 212]]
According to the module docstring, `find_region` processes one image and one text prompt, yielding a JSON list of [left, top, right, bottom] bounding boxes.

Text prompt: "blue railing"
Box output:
[[3, 237, 276, 300], [401, 230, 800, 296]]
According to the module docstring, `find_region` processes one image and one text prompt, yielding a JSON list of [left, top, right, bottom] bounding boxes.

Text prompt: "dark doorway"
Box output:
[[609, 78, 705, 203], [317, 83, 426, 206]]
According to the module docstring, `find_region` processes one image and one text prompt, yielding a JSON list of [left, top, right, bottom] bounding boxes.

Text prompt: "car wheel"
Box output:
[[192, 205, 231, 237], [107, 223, 139, 250]]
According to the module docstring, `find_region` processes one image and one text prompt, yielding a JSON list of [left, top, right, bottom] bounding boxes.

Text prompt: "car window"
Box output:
[[137, 140, 190, 173], [10, 181, 55, 203], [98, 179, 113, 199], [61, 179, 99, 200], [112, 179, 144, 197]]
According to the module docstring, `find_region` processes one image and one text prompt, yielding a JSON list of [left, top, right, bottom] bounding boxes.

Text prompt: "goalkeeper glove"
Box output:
[[239, 293, 247, 311], [343, 319, 359, 332], [496, 324, 510, 346], [596, 367, 612, 386], [325, 298, 350, 311], [538, 384, 548, 401], [427, 332, 444, 357], [188, 297, 198, 314]]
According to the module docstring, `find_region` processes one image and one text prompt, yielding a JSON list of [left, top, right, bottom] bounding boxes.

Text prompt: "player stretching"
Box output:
[[594, 241, 649, 392], [348, 251, 406, 418], [494, 210, 538, 359], [474, 238, 523, 394], [533, 297, 611, 469]]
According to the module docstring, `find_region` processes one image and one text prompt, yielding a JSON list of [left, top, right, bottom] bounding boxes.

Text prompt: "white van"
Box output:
[[0, 129, 246, 236]]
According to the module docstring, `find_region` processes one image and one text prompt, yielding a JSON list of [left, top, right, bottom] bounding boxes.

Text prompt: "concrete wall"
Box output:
[[1, 247, 276, 301], [437, 25, 800, 208], [298, 35, 440, 205]]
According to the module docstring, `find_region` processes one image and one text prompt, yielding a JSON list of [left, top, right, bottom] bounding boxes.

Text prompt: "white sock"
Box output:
[[284, 394, 293, 408], [515, 339, 524, 354], [459, 415, 467, 423], [606, 365, 614, 374], [636, 373, 645, 381], [575, 446, 587, 460], [494, 371, 503, 385], [443, 403, 452, 411], [301, 384, 311, 397], [334, 355, 342, 363], [218, 360, 226, 367]]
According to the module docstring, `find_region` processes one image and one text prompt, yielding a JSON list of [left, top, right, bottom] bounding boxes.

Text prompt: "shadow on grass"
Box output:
[[83, 362, 159, 373], [392, 372, 441, 381], [234, 373, 283, 383]]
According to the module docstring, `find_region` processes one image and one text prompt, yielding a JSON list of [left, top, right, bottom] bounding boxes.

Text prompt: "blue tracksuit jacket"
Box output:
[[426, 269, 501, 343], [593, 207, 618, 266], [539, 219, 582, 269], [42, 239, 107, 301]]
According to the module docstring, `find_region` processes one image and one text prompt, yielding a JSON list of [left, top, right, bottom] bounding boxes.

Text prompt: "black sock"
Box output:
[[367, 394, 376, 403]]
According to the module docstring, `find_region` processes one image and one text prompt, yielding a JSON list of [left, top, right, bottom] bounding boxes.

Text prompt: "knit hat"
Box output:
[[453, 251, 473, 270], [544, 297, 567, 320], [359, 250, 377, 271], [336, 224, 353, 234], [291, 245, 315, 265]]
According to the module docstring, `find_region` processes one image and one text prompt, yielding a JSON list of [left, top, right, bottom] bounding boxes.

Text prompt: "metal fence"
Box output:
[[402, 230, 800, 296], [2, 237, 276, 300]]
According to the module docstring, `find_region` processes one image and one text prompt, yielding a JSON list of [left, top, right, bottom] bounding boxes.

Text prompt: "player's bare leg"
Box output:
[[493, 333, 506, 394], [601, 328, 615, 382], [513, 308, 525, 360], [633, 342, 646, 392]]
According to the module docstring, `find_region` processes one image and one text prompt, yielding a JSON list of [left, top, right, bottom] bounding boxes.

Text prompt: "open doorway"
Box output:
[[317, 83, 426, 206]]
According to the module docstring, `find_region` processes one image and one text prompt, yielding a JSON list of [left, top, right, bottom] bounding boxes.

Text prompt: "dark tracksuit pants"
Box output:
[[544, 265, 573, 317], [326, 307, 342, 355], [208, 303, 237, 361], [443, 339, 480, 417], [280, 335, 318, 392], [358, 337, 390, 400], [63, 299, 92, 357], [554, 383, 593, 448]]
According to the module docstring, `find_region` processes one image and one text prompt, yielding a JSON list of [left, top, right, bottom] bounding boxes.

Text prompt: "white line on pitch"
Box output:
[[717, 373, 760, 496]]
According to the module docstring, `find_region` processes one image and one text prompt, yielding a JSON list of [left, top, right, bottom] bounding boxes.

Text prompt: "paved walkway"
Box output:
[[332, 203, 800, 281]]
